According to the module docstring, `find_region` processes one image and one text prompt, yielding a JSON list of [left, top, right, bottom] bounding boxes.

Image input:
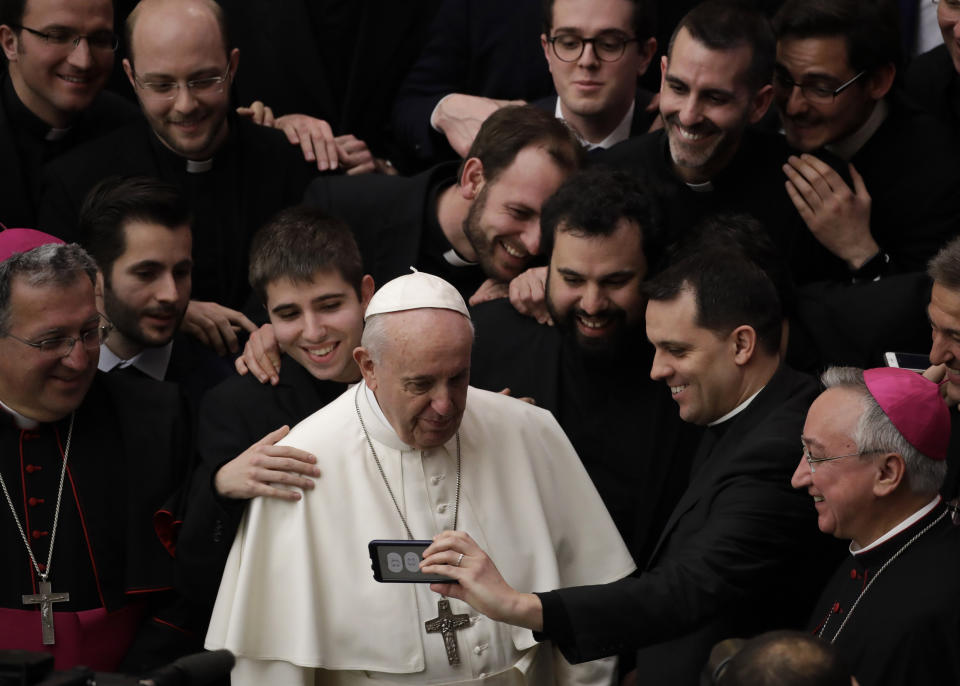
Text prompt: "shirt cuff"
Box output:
[[430, 93, 455, 132]]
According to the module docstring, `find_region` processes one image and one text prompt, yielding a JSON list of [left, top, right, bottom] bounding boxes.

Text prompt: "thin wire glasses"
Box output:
[[11, 25, 118, 52], [801, 443, 874, 473], [132, 64, 231, 101], [6, 319, 112, 358], [546, 32, 638, 62]]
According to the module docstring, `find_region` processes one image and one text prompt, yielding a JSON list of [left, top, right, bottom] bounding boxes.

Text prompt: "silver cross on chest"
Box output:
[[424, 598, 471, 665], [22, 580, 69, 645]]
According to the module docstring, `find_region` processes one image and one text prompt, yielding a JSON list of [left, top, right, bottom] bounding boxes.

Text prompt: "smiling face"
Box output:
[[659, 27, 770, 184], [0, 274, 99, 422], [645, 287, 744, 425], [0, 0, 114, 128], [546, 218, 647, 352], [542, 0, 654, 142], [928, 281, 960, 393], [266, 271, 372, 384], [774, 36, 883, 152], [101, 221, 192, 360], [791, 387, 878, 545], [358, 309, 472, 450], [123, 0, 237, 160], [461, 146, 570, 281]]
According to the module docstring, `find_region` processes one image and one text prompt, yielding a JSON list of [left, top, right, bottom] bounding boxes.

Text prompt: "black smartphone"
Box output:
[[369, 539, 457, 583]]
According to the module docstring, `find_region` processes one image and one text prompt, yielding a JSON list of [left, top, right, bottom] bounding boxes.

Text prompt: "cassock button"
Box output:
[[849, 569, 858, 579], [437, 504, 447, 514], [25, 464, 42, 474], [832, 602, 842, 614], [37, 563, 46, 572], [431, 475, 443, 485], [31, 530, 49, 539], [28, 497, 44, 507]]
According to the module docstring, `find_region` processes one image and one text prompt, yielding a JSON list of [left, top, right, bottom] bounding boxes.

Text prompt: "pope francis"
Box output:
[[205, 272, 635, 685]]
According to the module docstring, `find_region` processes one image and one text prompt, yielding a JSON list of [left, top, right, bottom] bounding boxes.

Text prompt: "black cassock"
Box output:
[[38, 116, 315, 310], [0, 373, 196, 673], [808, 500, 960, 686]]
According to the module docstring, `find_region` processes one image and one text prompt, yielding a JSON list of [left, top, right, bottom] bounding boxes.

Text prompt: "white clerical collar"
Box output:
[[186, 158, 214, 173], [0, 399, 40, 429], [442, 248, 477, 267], [97, 340, 174, 381], [45, 127, 70, 142], [708, 386, 763, 427], [686, 179, 714, 193], [851, 495, 942, 555], [555, 97, 635, 150], [824, 98, 888, 161]]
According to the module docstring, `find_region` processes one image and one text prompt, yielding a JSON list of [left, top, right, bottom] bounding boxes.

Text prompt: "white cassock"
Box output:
[[206, 384, 635, 685]]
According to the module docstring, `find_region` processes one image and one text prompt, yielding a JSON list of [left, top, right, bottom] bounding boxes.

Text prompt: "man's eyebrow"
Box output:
[[556, 267, 584, 278], [800, 435, 824, 450]]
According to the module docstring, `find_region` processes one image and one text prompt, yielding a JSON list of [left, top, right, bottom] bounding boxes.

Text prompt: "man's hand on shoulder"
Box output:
[[432, 94, 527, 157], [236, 323, 282, 385], [509, 267, 551, 325], [421, 531, 544, 631], [237, 100, 276, 127], [183, 300, 258, 356], [214, 425, 320, 501], [783, 155, 879, 270]]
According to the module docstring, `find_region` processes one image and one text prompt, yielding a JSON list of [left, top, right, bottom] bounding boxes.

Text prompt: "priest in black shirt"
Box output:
[[791, 366, 960, 686], [38, 0, 315, 320], [0, 0, 137, 228]]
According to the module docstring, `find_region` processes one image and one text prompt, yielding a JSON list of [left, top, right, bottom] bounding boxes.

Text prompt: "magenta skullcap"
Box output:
[[863, 367, 950, 461], [0, 228, 64, 262]]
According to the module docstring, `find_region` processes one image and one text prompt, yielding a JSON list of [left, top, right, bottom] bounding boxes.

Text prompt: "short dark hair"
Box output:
[[540, 166, 663, 267], [460, 105, 585, 186], [0, 243, 97, 335], [248, 206, 363, 304], [644, 247, 782, 355], [0, 0, 27, 27], [718, 631, 849, 686], [125, 0, 230, 64], [668, 0, 776, 91], [78, 176, 192, 282], [773, 0, 902, 75], [929, 236, 960, 290], [541, 0, 656, 41]]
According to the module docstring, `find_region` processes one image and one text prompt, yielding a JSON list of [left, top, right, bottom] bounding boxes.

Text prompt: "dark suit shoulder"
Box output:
[[593, 129, 665, 176]]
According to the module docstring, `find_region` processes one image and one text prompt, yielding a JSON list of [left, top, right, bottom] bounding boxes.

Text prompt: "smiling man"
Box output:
[[0, 0, 137, 227], [791, 366, 960, 686], [772, 0, 960, 283], [37, 0, 314, 334], [596, 0, 802, 266], [422, 249, 840, 684], [0, 231, 196, 671], [470, 167, 699, 562], [536, 0, 657, 148], [205, 270, 634, 685]]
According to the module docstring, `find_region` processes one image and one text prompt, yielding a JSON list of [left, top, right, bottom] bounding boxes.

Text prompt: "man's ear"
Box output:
[[94, 270, 106, 313], [122, 58, 136, 90], [867, 63, 895, 101], [228, 47, 240, 80], [459, 157, 485, 201], [541, 33, 552, 70], [731, 325, 757, 366], [359, 274, 375, 312], [353, 346, 377, 391], [0, 24, 18, 62], [637, 37, 657, 77], [748, 84, 774, 124], [872, 452, 906, 497]]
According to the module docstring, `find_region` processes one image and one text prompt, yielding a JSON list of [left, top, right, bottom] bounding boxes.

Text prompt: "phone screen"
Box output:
[[369, 540, 457, 583]]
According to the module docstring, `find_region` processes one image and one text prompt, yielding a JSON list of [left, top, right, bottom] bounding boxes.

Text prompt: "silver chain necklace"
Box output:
[[0, 412, 75, 582], [0, 413, 75, 645], [354, 385, 461, 538], [819, 507, 948, 644]]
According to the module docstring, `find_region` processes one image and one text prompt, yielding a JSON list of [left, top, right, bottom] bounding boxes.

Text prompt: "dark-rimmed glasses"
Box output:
[[773, 69, 867, 105], [11, 24, 118, 52], [6, 318, 112, 358], [546, 32, 638, 63]]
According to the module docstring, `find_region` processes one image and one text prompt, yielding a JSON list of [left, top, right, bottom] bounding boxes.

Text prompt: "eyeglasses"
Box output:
[[773, 69, 867, 105], [546, 32, 638, 63], [11, 24, 118, 52], [132, 64, 231, 101], [801, 443, 874, 473], [5, 318, 112, 358]]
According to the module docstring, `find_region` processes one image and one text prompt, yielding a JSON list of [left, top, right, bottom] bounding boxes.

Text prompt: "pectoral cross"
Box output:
[[22, 580, 69, 645], [425, 598, 470, 665]]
